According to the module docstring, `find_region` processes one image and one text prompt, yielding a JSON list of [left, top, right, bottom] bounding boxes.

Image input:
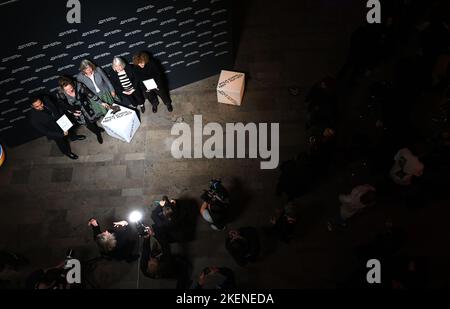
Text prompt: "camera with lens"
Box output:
[[201, 179, 230, 207], [135, 221, 150, 237]]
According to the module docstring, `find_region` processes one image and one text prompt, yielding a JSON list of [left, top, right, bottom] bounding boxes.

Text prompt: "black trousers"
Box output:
[[54, 137, 72, 155], [121, 90, 145, 108], [144, 88, 172, 107], [85, 122, 102, 137]]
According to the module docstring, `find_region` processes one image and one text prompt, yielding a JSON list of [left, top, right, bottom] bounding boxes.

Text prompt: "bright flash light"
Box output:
[[129, 211, 143, 223]]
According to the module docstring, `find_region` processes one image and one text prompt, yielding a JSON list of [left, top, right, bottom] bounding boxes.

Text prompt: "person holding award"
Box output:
[[29, 95, 84, 160], [132, 51, 173, 113]]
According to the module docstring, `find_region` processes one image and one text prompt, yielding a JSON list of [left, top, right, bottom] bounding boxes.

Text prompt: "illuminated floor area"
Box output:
[[1, 0, 449, 288]]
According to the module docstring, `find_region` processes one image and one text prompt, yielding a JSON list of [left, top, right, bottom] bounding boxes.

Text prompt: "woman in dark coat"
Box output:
[[132, 51, 173, 113], [109, 57, 146, 113]]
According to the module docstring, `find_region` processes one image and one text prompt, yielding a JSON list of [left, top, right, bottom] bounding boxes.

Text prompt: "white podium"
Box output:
[[217, 70, 246, 106], [101, 105, 141, 143]]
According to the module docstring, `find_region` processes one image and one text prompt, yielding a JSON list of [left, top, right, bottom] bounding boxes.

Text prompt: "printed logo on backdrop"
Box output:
[[0, 0, 234, 144]]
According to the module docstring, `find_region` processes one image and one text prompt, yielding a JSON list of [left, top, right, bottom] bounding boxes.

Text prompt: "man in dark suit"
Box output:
[[29, 95, 84, 160]]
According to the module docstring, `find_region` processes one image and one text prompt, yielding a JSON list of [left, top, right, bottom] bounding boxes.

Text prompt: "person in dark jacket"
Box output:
[[132, 51, 173, 113], [139, 225, 190, 288], [29, 95, 84, 160], [109, 57, 146, 113], [56, 76, 106, 144], [151, 196, 180, 240], [88, 218, 138, 262], [225, 227, 260, 267], [140, 226, 170, 278], [270, 203, 298, 243]]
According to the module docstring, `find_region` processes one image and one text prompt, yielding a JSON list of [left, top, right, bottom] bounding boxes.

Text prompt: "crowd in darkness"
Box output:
[[1, 0, 449, 289], [278, 0, 450, 288]]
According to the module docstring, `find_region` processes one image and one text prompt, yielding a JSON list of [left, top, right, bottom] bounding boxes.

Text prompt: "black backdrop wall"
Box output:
[[0, 0, 234, 147]]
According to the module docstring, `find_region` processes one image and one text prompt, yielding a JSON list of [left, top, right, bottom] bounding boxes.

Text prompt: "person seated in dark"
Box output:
[[88, 218, 138, 262], [276, 152, 316, 201], [225, 227, 260, 267], [29, 95, 85, 160], [151, 196, 179, 237], [191, 267, 236, 289], [270, 203, 297, 243], [132, 51, 173, 113]]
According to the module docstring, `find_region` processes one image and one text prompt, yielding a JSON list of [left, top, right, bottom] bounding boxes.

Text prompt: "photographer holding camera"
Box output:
[[26, 253, 75, 290], [138, 225, 191, 288], [200, 180, 230, 231], [139, 225, 168, 278], [151, 196, 181, 241], [88, 218, 138, 262], [191, 267, 236, 289]]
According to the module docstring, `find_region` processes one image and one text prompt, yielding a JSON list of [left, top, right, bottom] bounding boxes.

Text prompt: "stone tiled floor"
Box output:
[[3, 0, 449, 289]]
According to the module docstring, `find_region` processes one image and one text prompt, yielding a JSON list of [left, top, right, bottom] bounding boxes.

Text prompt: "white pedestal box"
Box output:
[[101, 105, 141, 143], [217, 70, 246, 106]]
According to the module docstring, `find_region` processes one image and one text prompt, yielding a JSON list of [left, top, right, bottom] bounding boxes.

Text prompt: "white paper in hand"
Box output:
[[143, 79, 158, 91], [57, 115, 73, 132]]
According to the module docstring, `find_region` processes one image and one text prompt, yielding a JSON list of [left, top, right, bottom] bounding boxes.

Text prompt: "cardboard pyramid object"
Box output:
[[217, 70, 246, 106]]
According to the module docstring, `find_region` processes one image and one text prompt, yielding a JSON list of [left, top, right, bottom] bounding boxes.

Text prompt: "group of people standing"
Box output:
[[29, 52, 173, 160]]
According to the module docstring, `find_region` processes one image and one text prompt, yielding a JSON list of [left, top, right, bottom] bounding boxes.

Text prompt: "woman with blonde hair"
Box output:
[[109, 57, 146, 113]]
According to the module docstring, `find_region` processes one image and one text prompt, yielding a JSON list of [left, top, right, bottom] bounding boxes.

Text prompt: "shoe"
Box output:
[[211, 224, 226, 231], [71, 135, 86, 141], [66, 153, 79, 160], [97, 134, 103, 144], [140, 105, 146, 113], [167, 104, 173, 112], [152, 105, 158, 113]]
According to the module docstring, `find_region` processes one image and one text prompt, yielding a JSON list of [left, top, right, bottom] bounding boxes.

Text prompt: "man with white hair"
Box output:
[[109, 57, 146, 113], [88, 218, 138, 262]]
